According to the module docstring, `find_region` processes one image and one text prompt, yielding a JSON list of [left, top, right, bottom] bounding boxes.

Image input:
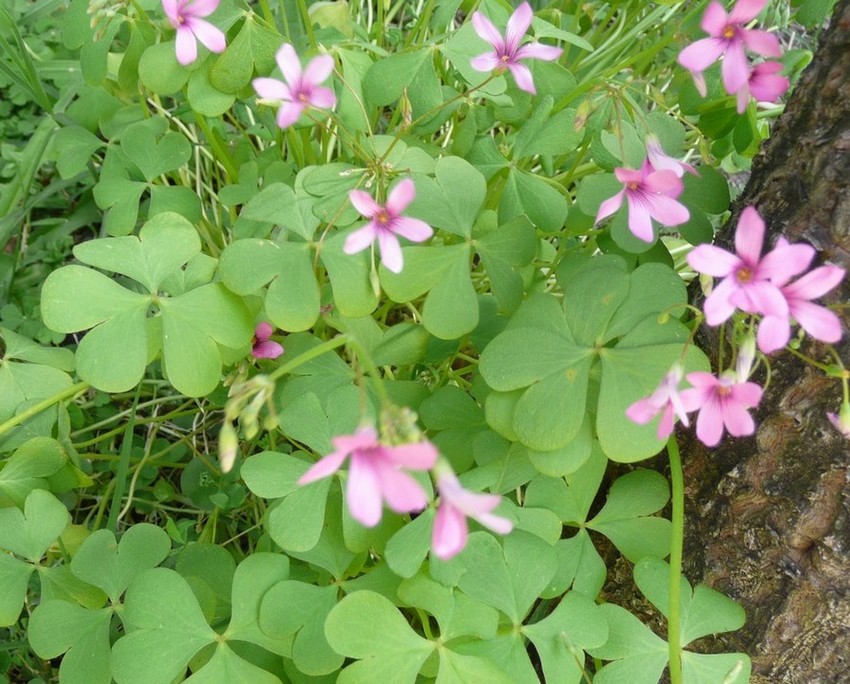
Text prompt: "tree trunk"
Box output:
[[683, 2, 850, 681]]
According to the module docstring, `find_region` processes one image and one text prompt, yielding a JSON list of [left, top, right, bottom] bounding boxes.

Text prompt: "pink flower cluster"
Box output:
[[687, 207, 845, 354], [595, 136, 694, 243], [297, 426, 512, 559], [630, 205, 845, 447], [678, 0, 789, 113]]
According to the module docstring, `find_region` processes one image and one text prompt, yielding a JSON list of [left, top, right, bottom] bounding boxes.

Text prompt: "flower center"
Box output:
[[736, 266, 753, 283], [627, 181, 640, 191], [722, 25, 736, 39], [297, 92, 309, 103], [717, 384, 732, 397], [376, 210, 390, 225]]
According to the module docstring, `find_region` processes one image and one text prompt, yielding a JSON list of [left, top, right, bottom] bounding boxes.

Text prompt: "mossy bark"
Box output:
[[681, 2, 850, 681]]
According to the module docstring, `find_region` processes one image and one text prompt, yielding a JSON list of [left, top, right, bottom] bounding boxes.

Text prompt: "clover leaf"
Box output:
[[41, 213, 252, 396]]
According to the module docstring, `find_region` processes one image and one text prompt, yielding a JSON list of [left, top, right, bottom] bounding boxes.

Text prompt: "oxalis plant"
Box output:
[[0, 0, 845, 682]]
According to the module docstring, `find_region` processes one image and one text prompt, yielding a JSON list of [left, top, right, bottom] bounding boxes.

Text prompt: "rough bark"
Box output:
[[682, 2, 850, 681]]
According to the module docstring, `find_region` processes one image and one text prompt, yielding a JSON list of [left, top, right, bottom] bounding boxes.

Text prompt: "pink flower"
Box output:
[[646, 135, 697, 178], [681, 371, 763, 447], [297, 426, 438, 527], [678, 0, 781, 96], [253, 44, 336, 129], [626, 364, 690, 440], [736, 61, 789, 113], [827, 404, 850, 439], [756, 255, 845, 353], [344, 179, 433, 273], [431, 468, 513, 560], [687, 207, 814, 336], [162, 0, 226, 66], [251, 322, 284, 360], [595, 161, 690, 243], [470, 1, 562, 94]]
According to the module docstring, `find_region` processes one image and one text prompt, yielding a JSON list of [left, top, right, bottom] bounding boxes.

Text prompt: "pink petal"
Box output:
[[184, 0, 219, 18], [432, 502, 468, 560], [625, 195, 656, 243], [175, 27, 198, 66], [343, 224, 377, 255], [748, 68, 789, 104], [162, 0, 181, 26], [701, 1, 730, 35], [678, 38, 727, 74], [695, 396, 725, 447], [332, 427, 379, 453], [254, 322, 273, 342], [308, 86, 336, 110], [471, 12, 504, 50], [741, 29, 782, 58], [515, 42, 562, 62], [731, 280, 788, 316], [756, 314, 790, 353], [595, 190, 624, 224], [253, 77, 291, 101], [729, 0, 768, 23], [185, 18, 225, 54], [645, 193, 690, 227], [505, 1, 533, 55], [377, 231, 404, 273], [736, 85, 751, 114], [643, 169, 683, 197], [784, 265, 845, 300], [303, 54, 335, 85], [730, 381, 763, 408], [626, 397, 660, 425], [735, 206, 766, 266], [759, 243, 815, 283], [692, 71, 708, 97], [253, 340, 284, 359], [614, 167, 644, 184], [475, 511, 514, 535], [385, 442, 439, 470], [470, 52, 503, 72], [703, 277, 740, 325], [508, 62, 536, 93], [276, 101, 304, 129], [791, 301, 843, 343], [298, 450, 348, 485], [276, 43, 302, 87], [347, 454, 384, 527], [721, 400, 756, 437], [386, 178, 416, 215], [721, 41, 750, 95], [392, 217, 433, 243], [657, 404, 676, 440], [687, 245, 740, 277], [349, 189, 381, 218], [377, 465, 429, 515]]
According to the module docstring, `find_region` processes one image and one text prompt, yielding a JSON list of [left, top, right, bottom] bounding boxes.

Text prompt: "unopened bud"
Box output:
[[827, 403, 850, 439], [219, 422, 239, 474], [736, 332, 756, 382]]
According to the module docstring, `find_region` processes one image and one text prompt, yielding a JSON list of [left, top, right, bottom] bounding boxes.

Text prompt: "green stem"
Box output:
[[106, 386, 142, 533], [0, 381, 89, 438], [667, 435, 684, 684], [295, 0, 315, 47]]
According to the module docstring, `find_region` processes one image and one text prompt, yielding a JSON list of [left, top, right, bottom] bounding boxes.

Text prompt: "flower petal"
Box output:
[[687, 245, 740, 277], [470, 52, 503, 72], [741, 29, 782, 58], [276, 43, 302, 87], [432, 502, 468, 560], [729, 0, 768, 23], [507, 62, 536, 93], [386, 178, 416, 215], [386, 441, 439, 470], [645, 193, 690, 227], [276, 101, 304, 129], [791, 301, 843, 343], [702, 277, 739, 325], [175, 27, 198, 65], [392, 217, 433, 243], [349, 189, 381, 218], [625, 194, 656, 243], [734, 206, 766, 265], [756, 314, 790, 353], [595, 190, 624, 224], [758, 242, 815, 283], [695, 396, 725, 447], [784, 265, 845, 300], [515, 42, 562, 62], [252, 340, 284, 359], [643, 169, 684, 197], [505, 1, 533, 55], [678, 37, 727, 74], [184, 0, 219, 18], [162, 0, 181, 26], [347, 454, 384, 527], [377, 230, 404, 273], [721, 399, 756, 437], [343, 224, 377, 255], [303, 54, 335, 85], [626, 397, 660, 425], [308, 86, 336, 110], [701, 1, 730, 34], [721, 41, 750, 95], [475, 511, 514, 535], [376, 465, 429, 515], [731, 280, 788, 316], [186, 18, 226, 53], [471, 12, 504, 51], [253, 77, 290, 101], [298, 450, 348, 485]]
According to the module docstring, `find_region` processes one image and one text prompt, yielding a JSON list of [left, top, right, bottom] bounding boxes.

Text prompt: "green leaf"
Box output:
[[0, 553, 33, 626], [185, 643, 283, 683], [188, 65, 236, 117], [320, 232, 380, 318], [112, 568, 217, 684], [28, 602, 112, 684], [138, 41, 190, 95], [70, 524, 171, 602], [0, 489, 70, 562], [586, 604, 668, 684], [410, 157, 486, 238], [0, 437, 67, 506], [325, 591, 434, 682], [681, 652, 751, 684], [208, 18, 254, 93], [121, 119, 192, 182], [384, 509, 433, 578], [240, 183, 320, 241], [54, 126, 104, 179], [499, 169, 567, 233], [241, 451, 310, 499], [362, 49, 442, 118], [682, 165, 730, 215], [75, 304, 149, 393], [267, 478, 331, 552]]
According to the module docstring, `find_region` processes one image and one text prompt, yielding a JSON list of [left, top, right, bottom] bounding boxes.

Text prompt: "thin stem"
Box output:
[[0, 381, 89, 437], [667, 435, 684, 684]]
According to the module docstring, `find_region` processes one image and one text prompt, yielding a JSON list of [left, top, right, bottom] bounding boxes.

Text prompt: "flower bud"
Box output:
[[219, 422, 239, 474]]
